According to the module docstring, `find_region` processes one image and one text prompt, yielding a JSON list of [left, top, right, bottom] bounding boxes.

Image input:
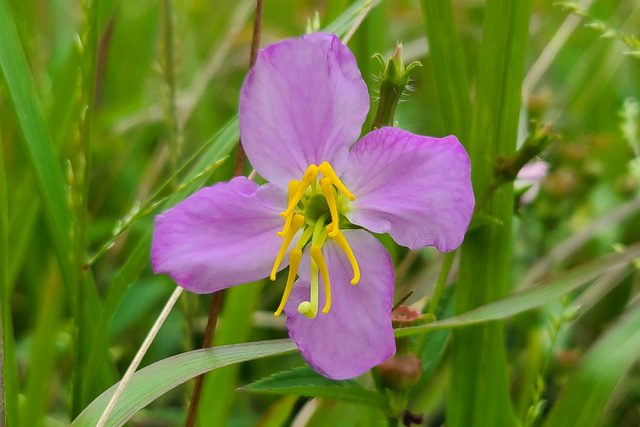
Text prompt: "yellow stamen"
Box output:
[[319, 161, 355, 201], [274, 248, 302, 317], [328, 227, 360, 285], [270, 214, 305, 280], [277, 180, 300, 237], [298, 260, 319, 319], [320, 177, 340, 237], [281, 165, 319, 218], [310, 245, 331, 313]]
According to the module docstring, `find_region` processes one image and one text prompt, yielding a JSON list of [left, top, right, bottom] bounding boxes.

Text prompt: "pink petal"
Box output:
[[284, 230, 395, 380], [152, 177, 288, 293], [239, 32, 369, 188], [342, 127, 474, 251]]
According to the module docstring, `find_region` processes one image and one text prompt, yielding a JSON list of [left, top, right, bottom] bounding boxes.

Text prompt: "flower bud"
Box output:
[[377, 352, 422, 390], [371, 44, 421, 130]]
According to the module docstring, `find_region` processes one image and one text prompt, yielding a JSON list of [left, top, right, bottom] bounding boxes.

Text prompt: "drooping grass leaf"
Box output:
[[241, 365, 388, 409], [72, 339, 297, 427], [395, 242, 640, 337]]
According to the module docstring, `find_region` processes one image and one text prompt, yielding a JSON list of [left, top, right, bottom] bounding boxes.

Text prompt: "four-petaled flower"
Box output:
[[151, 32, 474, 380]]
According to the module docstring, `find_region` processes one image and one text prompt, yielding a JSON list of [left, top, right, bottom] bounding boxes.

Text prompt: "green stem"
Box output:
[[447, 1, 532, 426], [162, 0, 180, 172]]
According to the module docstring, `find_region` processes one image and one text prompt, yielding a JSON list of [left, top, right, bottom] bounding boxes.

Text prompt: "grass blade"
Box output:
[[395, 242, 640, 337], [0, 0, 74, 288], [241, 366, 388, 408], [420, 0, 472, 141], [73, 339, 297, 426], [0, 123, 18, 427], [448, 2, 537, 424]]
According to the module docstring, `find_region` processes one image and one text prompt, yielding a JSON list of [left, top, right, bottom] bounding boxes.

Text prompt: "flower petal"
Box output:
[[152, 177, 288, 293], [342, 127, 474, 251], [239, 32, 369, 188], [284, 230, 395, 380]]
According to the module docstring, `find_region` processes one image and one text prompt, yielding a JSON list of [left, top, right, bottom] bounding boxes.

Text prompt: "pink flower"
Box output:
[[151, 33, 474, 379]]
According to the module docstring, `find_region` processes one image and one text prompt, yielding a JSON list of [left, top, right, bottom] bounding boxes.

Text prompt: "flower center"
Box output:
[[270, 162, 360, 319]]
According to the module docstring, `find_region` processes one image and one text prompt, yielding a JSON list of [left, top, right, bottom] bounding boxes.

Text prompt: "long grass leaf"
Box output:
[[73, 339, 297, 426], [0, 0, 74, 289], [419, 0, 472, 141], [0, 122, 18, 427], [448, 1, 533, 424], [395, 242, 640, 337]]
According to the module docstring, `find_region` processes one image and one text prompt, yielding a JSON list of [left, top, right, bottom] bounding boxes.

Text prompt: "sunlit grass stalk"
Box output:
[[448, 1, 532, 426], [96, 286, 184, 427]]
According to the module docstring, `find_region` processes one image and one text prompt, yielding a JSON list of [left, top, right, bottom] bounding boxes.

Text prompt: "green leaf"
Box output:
[[0, 122, 18, 427], [73, 339, 297, 427], [419, 0, 472, 142], [241, 366, 388, 409], [447, 0, 532, 426], [0, 0, 74, 289], [543, 304, 640, 427], [256, 395, 299, 427], [395, 242, 640, 338]]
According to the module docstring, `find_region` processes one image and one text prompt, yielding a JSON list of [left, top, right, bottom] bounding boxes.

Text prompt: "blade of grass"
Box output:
[[0, 0, 75, 291], [419, 0, 472, 142], [19, 258, 64, 427], [395, 242, 640, 337], [241, 366, 388, 408], [0, 123, 18, 427], [448, 1, 532, 426], [542, 303, 640, 427], [73, 339, 297, 427], [195, 281, 264, 424]]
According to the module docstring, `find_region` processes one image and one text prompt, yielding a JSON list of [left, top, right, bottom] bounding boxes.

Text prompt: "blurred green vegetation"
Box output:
[[1, 0, 639, 426]]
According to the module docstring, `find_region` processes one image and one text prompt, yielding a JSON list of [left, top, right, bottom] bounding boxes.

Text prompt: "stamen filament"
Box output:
[[319, 162, 355, 201], [328, 227, 360, 285], [281, 165, 319, 218], [320, 177, 340, 237], [298, 260, 319, 319], [270, 214, 305, 280], [310, 245, 331, 313], [274, 248, 302, 317]]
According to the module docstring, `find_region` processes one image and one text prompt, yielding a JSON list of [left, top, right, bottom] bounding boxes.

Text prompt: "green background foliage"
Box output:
[[1, 0, 639, 425]]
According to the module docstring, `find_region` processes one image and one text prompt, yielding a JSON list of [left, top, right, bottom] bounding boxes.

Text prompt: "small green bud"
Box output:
[[371, 44, 422, 130], [306, 12, 320, 34]]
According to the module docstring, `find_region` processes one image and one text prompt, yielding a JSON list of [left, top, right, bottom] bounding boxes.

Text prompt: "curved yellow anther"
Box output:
[[274, 248, 302, 317], [270, 214, 305, 280], [298, 261, 319, 319], [320, 177, 340, 237], [319, 161, 355, 201], [278, 180, 300, 237], [328, 227, 360, 285], [281, 165, 319, 218], [310, 245, 331, 314]]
